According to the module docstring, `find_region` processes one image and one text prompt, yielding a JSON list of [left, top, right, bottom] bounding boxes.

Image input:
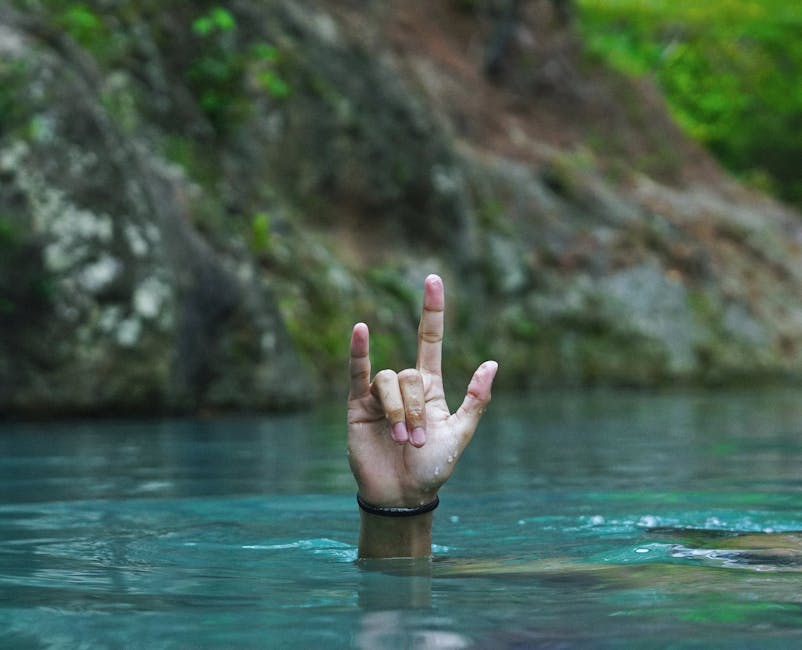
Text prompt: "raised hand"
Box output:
[[347, 274, 498, 511]]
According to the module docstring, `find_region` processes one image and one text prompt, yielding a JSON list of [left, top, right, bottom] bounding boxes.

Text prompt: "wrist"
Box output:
[[356, 484, 439, 510], [357, 493, 440, 517], [358, 509, 434, 559]]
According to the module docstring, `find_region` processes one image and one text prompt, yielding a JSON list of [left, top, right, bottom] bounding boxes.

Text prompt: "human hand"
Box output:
[[347, 274, 498, 509]]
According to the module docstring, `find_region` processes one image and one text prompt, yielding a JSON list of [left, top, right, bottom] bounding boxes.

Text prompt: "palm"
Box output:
[[347, 275, 497, 508], [348, 376, 455, 504]]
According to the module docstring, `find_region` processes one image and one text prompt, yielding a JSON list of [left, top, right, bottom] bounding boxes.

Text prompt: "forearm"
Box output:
[[358, 510, 433, 559]]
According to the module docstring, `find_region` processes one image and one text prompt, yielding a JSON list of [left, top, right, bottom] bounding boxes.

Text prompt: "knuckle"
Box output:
[[397, 368, 420, 383], [418, 328, 442, 344], [407, 406, 424, 419], [374, 369, 397, 383], [466, 387, 482, 400], [350, 367, 369, 381], [388, 406, 405, 422]]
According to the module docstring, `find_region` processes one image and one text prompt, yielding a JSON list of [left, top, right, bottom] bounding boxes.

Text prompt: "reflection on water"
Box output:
[[0, 409, 353, 504], [456, 388, 802, 493], [0, 389, 801, 647]]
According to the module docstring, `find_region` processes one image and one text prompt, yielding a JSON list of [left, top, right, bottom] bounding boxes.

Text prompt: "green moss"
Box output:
[[162, 135, 220, 188], [22, 1, 123, 64], [576, 331, 668, 386], [687, 289, 720, 328], [365, 267, 416, 307], [248, 212, 272, 255], [494, 302, 674, 387], [476, 198, 508, 230], [0, 59, 31, 136], [502, 304, 541, 341], [0, 219, 15, 245], [279, 285, 353, 384], [0, 216, 54, 323], [276, 264, 424, 388], [451, 0, 480, 12], [541, 149, 598, 200]]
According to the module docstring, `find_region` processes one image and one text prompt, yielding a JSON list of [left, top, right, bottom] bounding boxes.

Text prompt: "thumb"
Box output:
[[454, 360, 498, 444]]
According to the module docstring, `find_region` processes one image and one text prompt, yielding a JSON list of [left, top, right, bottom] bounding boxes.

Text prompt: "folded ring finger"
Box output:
[[398, 369, 426, 447]]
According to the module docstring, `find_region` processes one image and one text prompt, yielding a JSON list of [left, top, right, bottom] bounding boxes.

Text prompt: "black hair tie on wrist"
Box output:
[[357, 493, 440, 517]]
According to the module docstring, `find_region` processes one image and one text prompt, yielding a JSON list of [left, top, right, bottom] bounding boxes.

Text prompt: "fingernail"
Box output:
[[410, 427, 426, 447], [392, 422, 409, 444]]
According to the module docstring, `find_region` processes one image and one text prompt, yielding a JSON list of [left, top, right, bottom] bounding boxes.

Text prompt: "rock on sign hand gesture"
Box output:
[[347, 274, 498, 526]]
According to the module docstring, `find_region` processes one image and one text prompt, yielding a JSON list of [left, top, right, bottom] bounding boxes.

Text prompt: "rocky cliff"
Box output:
[[1, 0, 801, 415]]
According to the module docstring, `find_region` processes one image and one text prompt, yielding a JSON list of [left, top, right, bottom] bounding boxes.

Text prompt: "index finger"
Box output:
[[349, 322, 371, 399], [416, 274, 444, 377]]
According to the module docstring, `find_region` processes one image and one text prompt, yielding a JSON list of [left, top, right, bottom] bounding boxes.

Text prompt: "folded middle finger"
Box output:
[[398, 369, 426, 447], [371, 369, 409, 444]]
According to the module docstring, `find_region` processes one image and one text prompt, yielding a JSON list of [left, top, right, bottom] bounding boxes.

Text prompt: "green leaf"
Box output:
[[258, 71, 291, 98], [192, 6, 236, 36], [250, 212, 272, 253]]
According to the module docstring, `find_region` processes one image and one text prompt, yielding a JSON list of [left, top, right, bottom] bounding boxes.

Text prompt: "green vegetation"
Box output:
[[58, 3, 104, 48], [191, 6, 235, 36], [249, 212, 272, 254], [13, 0, 124, 63], [0, 59, 32, 136], [579, 0, 802, 207], [0, 218, 53, 322], [11, 1, 291, 137], [188, 5, 290, 132]]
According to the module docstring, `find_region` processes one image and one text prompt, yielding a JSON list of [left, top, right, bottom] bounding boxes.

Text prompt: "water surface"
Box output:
[[1, 389, 801, 648]]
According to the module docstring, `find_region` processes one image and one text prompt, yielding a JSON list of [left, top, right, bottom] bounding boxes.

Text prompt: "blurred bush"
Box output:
[[579, 0, 802, 208]]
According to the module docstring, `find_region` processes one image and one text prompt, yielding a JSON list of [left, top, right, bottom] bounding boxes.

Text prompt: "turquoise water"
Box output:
[[1, 390, 801, 648]]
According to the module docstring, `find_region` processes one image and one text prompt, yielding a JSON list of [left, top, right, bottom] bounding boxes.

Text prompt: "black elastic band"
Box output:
[[357, 493, 440, 517]]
